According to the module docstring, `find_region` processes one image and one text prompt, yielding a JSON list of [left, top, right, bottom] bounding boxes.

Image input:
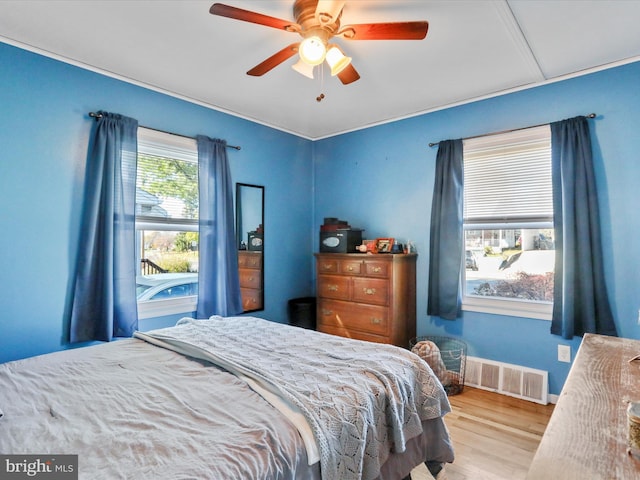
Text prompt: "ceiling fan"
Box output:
[[209, 0, 429, 85]]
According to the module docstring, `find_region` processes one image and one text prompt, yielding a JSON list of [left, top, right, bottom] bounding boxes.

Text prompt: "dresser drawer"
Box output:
[[351, 277, 389, 306], [317, 258, 339, 274], [363, 260, 389, 278], [317, 274, 351, 301], [238, 252, 262, 269], [239, 269, 261, 289], [240, 287, 262, 311], [340, 259, 363, 275], [317, 299, 389, 336], [317, 324, 388, 344]]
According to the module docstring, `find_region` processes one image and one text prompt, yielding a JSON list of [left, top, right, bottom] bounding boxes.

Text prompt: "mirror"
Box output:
[[236, 183, 265, 312]]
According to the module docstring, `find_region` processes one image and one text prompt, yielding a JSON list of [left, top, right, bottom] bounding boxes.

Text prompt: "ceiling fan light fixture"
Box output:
[[299, 36, 326, 66], [292, 58, 315, 79], [325, 45, 351, 76]]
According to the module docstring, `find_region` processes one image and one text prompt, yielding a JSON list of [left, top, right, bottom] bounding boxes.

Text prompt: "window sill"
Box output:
[[137, 296, 197, 320], [462, 295, 552, 321]]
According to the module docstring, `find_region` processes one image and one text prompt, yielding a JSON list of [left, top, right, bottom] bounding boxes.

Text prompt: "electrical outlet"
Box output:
[[558, 344, 571, 363]]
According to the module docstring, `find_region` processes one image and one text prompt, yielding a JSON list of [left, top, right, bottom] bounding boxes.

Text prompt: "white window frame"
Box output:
[[461, 286, 552, 320], [136, 128, 199, 320], [461, 125, 553, 321]]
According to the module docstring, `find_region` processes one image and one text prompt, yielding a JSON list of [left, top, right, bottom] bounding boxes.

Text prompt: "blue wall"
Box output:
[[313, 61, 640, 395], [2, 39, 639, 396], [0, 42, 314, 363]]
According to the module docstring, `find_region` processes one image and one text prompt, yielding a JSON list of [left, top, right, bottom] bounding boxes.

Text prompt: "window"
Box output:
[[462, 125, 554, 319], [136, 128, 199, 319]]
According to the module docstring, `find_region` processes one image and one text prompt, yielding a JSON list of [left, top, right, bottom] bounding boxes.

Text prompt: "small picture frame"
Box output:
[[360, 239, 376, 253], [375, 237, 395, 253]]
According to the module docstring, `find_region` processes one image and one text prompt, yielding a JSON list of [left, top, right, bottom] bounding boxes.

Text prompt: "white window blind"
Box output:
[[136, 128, 198, 231], [463, 125, 552, 226]]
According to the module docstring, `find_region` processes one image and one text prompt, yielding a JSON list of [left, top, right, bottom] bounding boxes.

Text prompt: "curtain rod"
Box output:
[[428, 113, 597, 148], [88, 112, 241, 150]]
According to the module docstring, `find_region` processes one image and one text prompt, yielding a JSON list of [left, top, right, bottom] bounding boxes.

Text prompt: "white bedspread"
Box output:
[[135, 316, 450, 480], [0, 338, 314, 479]]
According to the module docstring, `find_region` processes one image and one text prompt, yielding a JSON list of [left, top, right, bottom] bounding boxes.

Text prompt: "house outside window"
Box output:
[[136, 128, 199, 319], [462, 125, 554, 320]]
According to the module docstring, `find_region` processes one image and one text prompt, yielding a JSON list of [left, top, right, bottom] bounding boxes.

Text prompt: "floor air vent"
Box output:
[[464, 356, 548, 404]]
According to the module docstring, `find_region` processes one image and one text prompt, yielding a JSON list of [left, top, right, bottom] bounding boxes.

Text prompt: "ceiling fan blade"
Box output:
[[247, 43, 300, 76], [337, 63, 360, 85], [210, 3, 299, 32], [339, 21, 428, 40]]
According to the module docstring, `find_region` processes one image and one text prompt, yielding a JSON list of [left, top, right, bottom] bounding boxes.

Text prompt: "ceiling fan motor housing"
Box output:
[[293, 0, 341, 43]]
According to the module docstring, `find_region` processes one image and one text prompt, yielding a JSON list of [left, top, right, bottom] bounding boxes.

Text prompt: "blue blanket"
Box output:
[[135, 316, 450, 480]]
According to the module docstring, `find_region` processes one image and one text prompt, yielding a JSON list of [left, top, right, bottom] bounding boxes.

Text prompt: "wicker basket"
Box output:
[[410, 336, 467, 395]]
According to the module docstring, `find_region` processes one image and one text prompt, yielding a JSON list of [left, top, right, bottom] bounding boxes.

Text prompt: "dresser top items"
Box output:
[[318, 217, 413, 255]]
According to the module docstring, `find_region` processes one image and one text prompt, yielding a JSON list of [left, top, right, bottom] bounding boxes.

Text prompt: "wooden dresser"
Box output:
[[238, 250, 263, 312], [527, 333, 640, 479], [314, 253, 417, 347]]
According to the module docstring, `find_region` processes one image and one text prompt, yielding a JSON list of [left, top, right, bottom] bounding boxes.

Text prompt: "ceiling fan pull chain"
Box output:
[[317, 63, 325, 102]]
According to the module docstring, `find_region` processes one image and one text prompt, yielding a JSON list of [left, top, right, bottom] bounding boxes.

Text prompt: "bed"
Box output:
[[0, 316, 454, 480]]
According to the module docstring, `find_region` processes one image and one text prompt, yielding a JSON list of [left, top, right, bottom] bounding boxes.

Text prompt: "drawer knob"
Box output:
[[347, 266, 354, 271], [372, 266, 382, 273], [321, 309, 333, 316], [371, 318, 382, 324], [323, 264, 332, 270], [327, 284, 339, 292], [363, 287, 377, 295]]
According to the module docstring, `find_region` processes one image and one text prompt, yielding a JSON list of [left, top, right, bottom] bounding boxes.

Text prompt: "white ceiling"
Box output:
[[1, 0, 639, 140]]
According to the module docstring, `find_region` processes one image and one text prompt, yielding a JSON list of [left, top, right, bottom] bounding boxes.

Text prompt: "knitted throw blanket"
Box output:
[[135, 316, 449, 480]]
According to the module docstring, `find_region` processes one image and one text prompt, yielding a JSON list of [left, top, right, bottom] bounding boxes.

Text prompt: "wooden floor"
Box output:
[[411, 387, 555, 480]]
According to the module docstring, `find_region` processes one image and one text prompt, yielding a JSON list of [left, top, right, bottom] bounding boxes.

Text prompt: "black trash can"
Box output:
[[287, 297, 316, 330]]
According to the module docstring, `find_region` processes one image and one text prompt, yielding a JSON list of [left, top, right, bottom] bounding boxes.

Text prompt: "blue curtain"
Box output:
[[550, 116, 617, 339], [70, 112, 139, 342], [427, 139, 464, 320], [196, 136, 243, 318]]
